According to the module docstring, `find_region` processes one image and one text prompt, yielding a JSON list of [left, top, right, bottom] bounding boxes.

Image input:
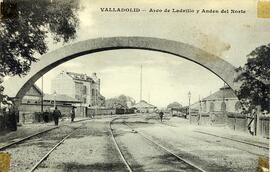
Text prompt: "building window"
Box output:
[[221, 102, 226, 111], [210, 102, 215, 112], [235, 101, 242, 112], [83, 98, 87, 103], [91, 89, 95, 96], [75, 95, 81, 101], [83, 85, 87, 94]]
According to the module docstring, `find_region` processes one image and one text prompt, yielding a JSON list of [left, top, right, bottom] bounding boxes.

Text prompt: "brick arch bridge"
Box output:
[[3, 36, 238, 103]]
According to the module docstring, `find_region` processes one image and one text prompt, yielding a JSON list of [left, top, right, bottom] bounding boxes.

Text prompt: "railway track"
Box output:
[[161, 122, 269, 160], [161, 122, 269, 151], [29, 127, 81, 172], [0, 119, 90, 172], [0, 118, 91, 151], [0, 127, 59, 151], [110, 117, 206, 172], [109, 118, 132, 172], [194, 130, 269, 150]]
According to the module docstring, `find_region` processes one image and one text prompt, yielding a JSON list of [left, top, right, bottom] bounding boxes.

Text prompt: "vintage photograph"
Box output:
[[0, 0, 269, 171]]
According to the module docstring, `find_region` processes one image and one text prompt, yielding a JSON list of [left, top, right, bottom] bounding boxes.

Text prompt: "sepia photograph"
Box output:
[[0, 0, 269, 171]]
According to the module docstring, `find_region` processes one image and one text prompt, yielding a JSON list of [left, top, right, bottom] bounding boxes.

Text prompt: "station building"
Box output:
[[201, 86, 242, 113], [19, 84, 82, 123], [190, 85, 242, 114], [51, 71, 105, 107]]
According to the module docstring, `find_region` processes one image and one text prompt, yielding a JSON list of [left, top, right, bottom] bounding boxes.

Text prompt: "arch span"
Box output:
[[3, 36, 238, 100]]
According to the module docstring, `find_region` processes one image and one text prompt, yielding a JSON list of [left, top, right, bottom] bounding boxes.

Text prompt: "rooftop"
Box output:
[[44, 94, 82, 103], [203, 86, 237, 101], [66, 72, 94, 82], [132, 100, 156, 108]]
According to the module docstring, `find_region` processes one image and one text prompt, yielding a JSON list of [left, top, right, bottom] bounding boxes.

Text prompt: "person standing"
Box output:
[[71, 107, 75, 122], [43, 109, 49, 123], [53, 106, 61, 126], [159, 111, 164, 122], [8, 105, 17, 131]]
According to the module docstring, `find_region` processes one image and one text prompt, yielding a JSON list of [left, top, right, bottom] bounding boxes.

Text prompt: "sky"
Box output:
[[35, 0, 270, 107]]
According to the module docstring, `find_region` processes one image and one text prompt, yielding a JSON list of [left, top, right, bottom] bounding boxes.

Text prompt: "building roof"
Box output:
[[132, 100, 156, 109], [32, 84, 43, 95], [43, 94, 82, 103], [203, 86, 237, 101], [66, 72, 94, 82], [24, 84, 43, 97]]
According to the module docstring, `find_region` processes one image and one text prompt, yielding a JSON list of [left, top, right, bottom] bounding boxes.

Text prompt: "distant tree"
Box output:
[[235, 43, 270, 114], [0, 0, 79, 104], [167, 102, 182, 109], [105, 95, 135, 108]]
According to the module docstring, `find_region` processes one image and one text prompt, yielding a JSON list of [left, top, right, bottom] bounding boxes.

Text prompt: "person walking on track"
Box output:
[[159, 111, 164, 122], [53, 106, 61, 126]]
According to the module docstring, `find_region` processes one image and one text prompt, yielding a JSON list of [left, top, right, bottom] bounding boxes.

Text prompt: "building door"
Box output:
[[221, 102, 226, 112]]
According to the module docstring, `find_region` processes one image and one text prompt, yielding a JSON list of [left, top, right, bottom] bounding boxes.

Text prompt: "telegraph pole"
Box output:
[[41, 76, 44, 113], [188, 91, 191, 124], [140, 65, 142, 101], [199, 95, 201, 125], [53, 91, 56, 109]]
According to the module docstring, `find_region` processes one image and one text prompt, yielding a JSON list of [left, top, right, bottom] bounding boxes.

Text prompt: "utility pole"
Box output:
[[199, 95, 201, 125], [95, 89, 97, 116], [140, 65, 142, 101], [41, 76, 44, 113], [53, 91, 56, 109], [188, 91, 191, 124], [255, 105, 261, 136]]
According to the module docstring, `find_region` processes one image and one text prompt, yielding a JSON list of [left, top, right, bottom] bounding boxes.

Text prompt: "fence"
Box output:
[[86, 108, 116, 117], [190, 111, 269, 138], [259, 116, 269, 138], [190, 111, 227, 125], [19, 104, 74, 123]]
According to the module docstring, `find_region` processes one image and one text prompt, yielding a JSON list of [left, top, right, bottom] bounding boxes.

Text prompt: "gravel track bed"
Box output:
[[0, 124, 55, 147], [35, 121, 127, 172], [135, 123, 261, 172], [4, 125, 76, 172], [112, 122, 201, 172]]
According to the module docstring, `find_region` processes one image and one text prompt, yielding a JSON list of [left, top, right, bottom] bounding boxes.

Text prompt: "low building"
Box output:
[[132, 100, 157, 113], [201, 86, 242, 113], [189, 86, 242, 114], [188, 85, 242, 125], [19, 84, 82, 123]]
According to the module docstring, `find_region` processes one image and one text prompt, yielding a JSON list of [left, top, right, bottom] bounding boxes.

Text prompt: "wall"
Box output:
[[203, 99, 239, 113], [18, 104, 74, 123], [189, 110, 269, 139], [259, 117, 269, 139], [51, 72, 75, 98], [226, 115, 269, 138], [86, 108, 116, 116]]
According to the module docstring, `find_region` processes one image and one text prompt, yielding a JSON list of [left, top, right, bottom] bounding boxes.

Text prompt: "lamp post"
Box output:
[[188, 91, 191, 124]]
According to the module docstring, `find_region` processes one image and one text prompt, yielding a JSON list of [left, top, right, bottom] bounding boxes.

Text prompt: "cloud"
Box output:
[[196, 33, 231, 56]]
